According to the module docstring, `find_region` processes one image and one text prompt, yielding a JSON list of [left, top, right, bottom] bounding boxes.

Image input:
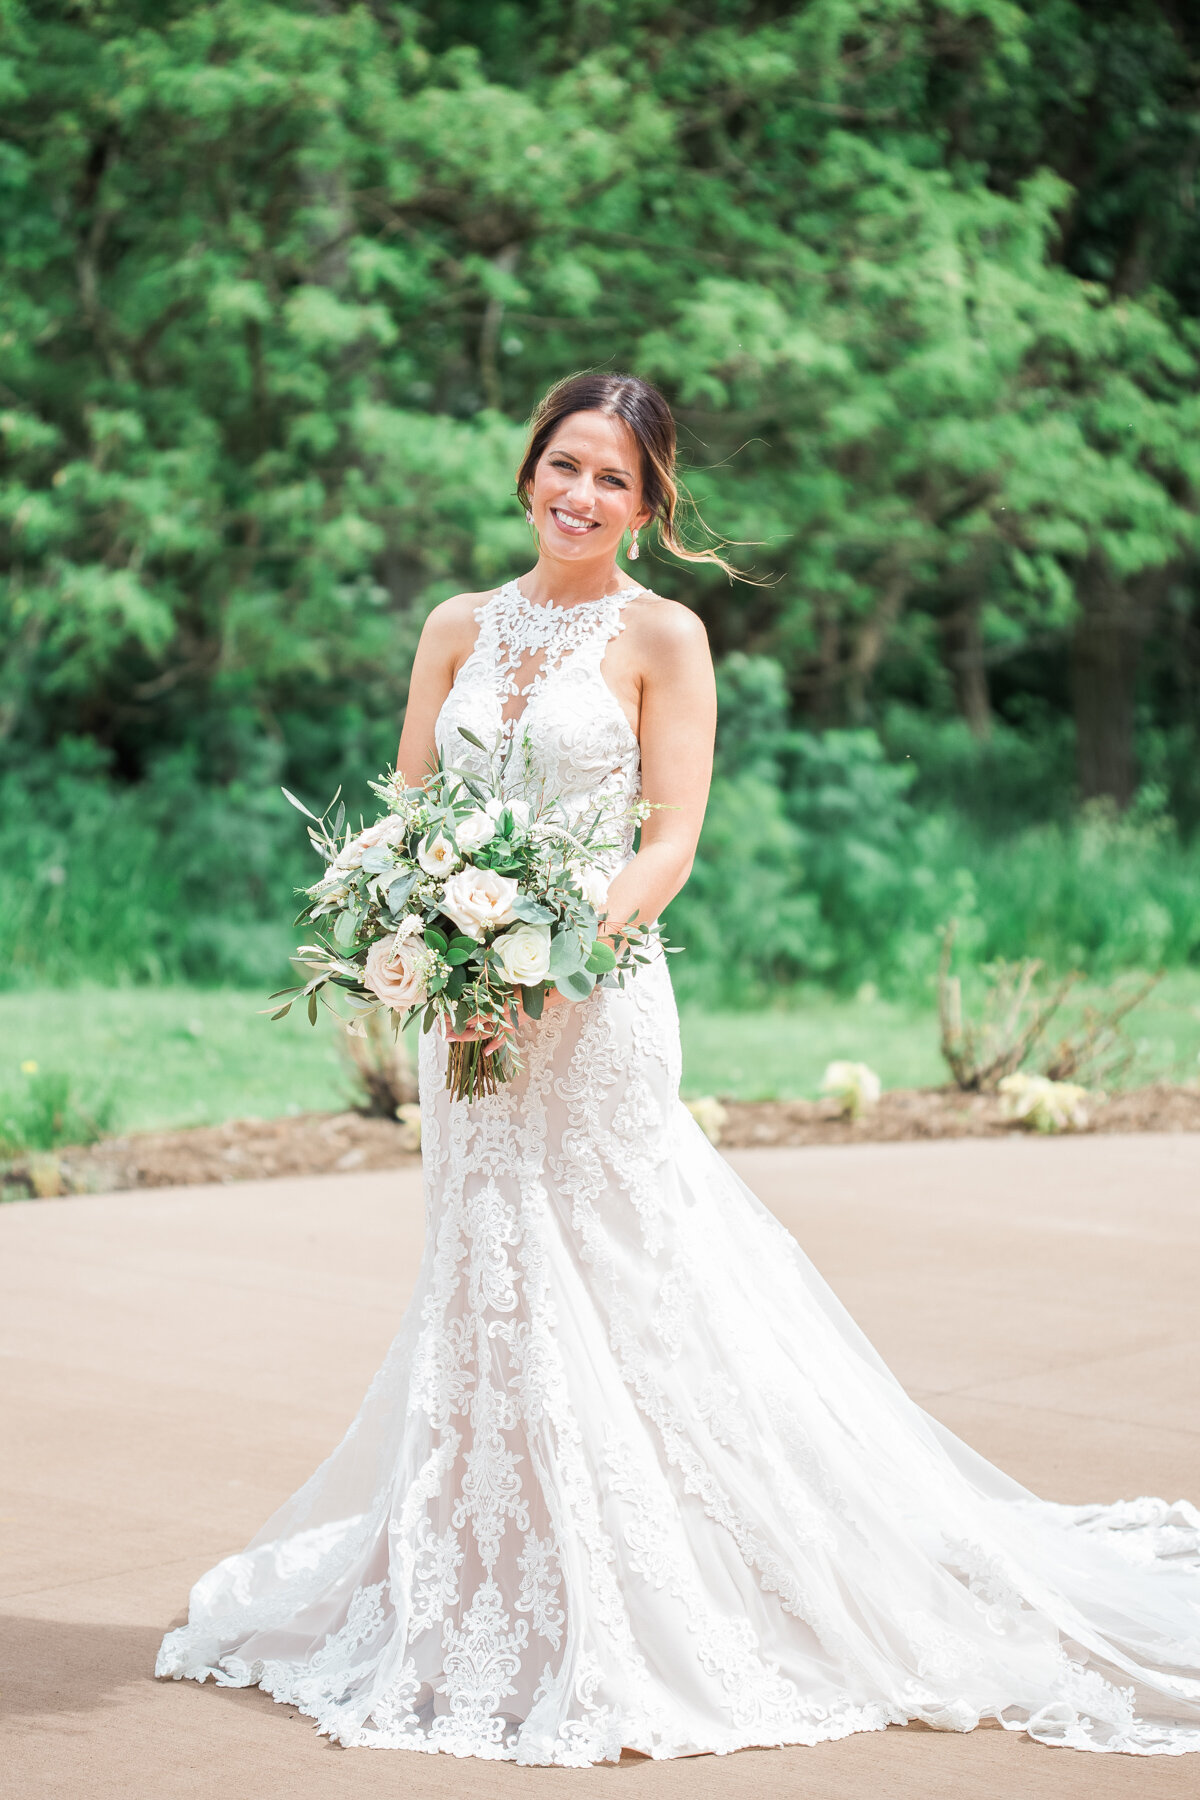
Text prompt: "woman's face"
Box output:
[[528, 409, 650, 565]]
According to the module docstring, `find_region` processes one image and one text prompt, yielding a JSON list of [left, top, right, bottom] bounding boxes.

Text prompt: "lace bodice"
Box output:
[[435, 579, 643, 867]]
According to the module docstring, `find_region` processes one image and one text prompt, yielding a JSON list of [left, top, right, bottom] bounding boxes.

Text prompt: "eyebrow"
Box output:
[[549, 449, 634, 480]]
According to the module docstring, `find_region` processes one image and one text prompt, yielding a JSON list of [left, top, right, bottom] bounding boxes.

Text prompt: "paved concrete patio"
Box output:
[[2, 1132, 1198, 1799]]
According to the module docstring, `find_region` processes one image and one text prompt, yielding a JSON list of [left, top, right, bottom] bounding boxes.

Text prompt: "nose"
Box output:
[[563, 469, 598, 512]]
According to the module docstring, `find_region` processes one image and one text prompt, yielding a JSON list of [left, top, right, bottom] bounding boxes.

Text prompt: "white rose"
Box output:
[[492, 923, 552, 986], [485, 796, 531, 832], [357, 814, 408, 850], [362, 919, 427, 1011], [567, 860, 610, 910], [333, 838, 365, 870], [440, 865, 521, 940], [454, 809, 496, 853], [417, 831, 459, 876]]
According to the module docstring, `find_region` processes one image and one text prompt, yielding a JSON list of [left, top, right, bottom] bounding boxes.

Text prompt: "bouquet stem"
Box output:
[[445, 1036, 503, 1102]]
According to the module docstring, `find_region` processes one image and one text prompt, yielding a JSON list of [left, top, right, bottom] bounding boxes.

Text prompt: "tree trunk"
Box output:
[[1069, 554, 1144, 807], [938, 597, 992, 739], [844, 573, 910, 721]]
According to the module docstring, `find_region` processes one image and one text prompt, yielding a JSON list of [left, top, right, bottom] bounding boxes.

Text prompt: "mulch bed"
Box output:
[[714, 1080, 1200, 1148], [4, 1081, 1199, 1201]]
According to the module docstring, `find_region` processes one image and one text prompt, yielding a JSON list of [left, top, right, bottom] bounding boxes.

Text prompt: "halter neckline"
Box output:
[[500, 577, 642, 614]]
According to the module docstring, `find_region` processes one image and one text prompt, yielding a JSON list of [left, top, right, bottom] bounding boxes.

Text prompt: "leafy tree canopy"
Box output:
[[2, 0, 1198, 798]]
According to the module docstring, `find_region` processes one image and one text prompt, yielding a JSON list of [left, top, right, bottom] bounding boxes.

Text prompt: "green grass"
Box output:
[[2, 973, 1198, 1139], [680, 973, 1200, 1100]]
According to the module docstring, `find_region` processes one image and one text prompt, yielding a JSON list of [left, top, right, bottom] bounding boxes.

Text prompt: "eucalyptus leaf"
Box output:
[[510, 895, 556, 925], [547, 930, 585, 979], [387, 870, 418, 911], [522, 982, 545, 1020], [556, 968, 596, 1000]]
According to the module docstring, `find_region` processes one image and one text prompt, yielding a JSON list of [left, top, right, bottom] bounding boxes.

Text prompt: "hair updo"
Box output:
[[515, 371, 738, 577]]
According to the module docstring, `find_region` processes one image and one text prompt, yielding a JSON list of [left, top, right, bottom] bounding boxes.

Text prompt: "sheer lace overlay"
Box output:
[[158, 581, 1200, 1763]]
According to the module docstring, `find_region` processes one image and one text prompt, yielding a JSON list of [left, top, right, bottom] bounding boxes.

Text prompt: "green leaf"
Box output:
[[307, 990, 319, 1026], [270, 1002, 293, 1020], [422, 1004, 436, 1034], [446, 934, 475, 965], [547, 930, 585, 979], [445, 966, 467, 999], [522, 982, 545, 1019], [556, 968, 596, 1000], [585, 938, 617, 973], [510, 894, 555, 925], [424, 927, 448, 953], [281, 786, 320, 822], [361, 844, 393, 875], [456, 726, 489, 751], [333, 908, 358, 947], [387, 870, 418, 911]]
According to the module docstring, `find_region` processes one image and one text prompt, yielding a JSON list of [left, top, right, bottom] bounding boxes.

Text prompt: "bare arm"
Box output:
[[395, 594, 484, 787], [602, 599, 716, 937]]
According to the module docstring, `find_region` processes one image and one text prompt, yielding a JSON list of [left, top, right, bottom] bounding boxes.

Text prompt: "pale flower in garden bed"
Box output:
[[686, 1095, 728, 1145], [819, 1060, 882, 1120], [998, 1072, 1091, 1133], [394, 1102, 422, 1152]]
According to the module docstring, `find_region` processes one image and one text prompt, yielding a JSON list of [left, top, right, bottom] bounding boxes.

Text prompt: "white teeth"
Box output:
[[553, 508, 596, 530]]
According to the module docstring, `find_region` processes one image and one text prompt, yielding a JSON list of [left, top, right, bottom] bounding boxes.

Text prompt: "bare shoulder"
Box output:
[[622, 590, 712, 667], [422, 588, 492, 641], [417, 588, 494, 666]]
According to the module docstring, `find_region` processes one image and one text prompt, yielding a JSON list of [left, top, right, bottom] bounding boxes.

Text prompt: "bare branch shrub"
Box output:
[[938, 920, 1163, 1095], [1040, 971, 1163, 1089], [937, 920, 1080, 1092]]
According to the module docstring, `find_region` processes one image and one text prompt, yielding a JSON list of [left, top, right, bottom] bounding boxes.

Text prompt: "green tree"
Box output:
[[1, 0, 1197, 812]]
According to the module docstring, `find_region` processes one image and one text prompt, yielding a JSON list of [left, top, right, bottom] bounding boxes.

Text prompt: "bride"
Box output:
[[158, 372, 1200, 1764]]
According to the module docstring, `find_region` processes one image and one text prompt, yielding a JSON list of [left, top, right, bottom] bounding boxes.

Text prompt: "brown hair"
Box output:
[[515, 371, 740, 578]]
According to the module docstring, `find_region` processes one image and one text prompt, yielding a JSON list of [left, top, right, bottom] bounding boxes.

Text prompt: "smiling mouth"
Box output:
[[550, 507, 600, 536]]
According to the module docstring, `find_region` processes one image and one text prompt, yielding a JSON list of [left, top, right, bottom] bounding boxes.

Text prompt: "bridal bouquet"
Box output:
[[270, 728, 657, 1101]]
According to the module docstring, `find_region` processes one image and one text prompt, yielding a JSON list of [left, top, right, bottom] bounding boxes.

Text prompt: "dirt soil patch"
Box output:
[[714, 1080, 1200, 1149], [5, 1080, 1199, 1201]]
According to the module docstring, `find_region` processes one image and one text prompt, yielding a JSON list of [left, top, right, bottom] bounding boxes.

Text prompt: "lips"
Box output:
[[549, 507, 600, 536]]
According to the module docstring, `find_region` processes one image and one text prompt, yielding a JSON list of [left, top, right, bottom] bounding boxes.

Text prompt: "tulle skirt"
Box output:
[[157, 951, 1200, 1763]]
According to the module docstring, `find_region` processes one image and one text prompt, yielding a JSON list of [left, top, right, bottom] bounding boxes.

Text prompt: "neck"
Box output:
[[519, 550, 631, 608]]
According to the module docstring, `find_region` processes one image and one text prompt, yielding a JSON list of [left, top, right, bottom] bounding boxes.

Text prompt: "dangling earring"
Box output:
[[525, 508, 534, 525], [628, 526, 640, 562]]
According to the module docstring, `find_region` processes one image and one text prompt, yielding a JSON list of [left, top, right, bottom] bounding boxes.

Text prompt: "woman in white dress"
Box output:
[[158, 372, 1200, 1764]]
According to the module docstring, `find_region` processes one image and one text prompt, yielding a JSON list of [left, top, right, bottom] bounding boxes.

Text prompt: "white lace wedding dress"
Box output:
[[158, 579, 1200, 1763]]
